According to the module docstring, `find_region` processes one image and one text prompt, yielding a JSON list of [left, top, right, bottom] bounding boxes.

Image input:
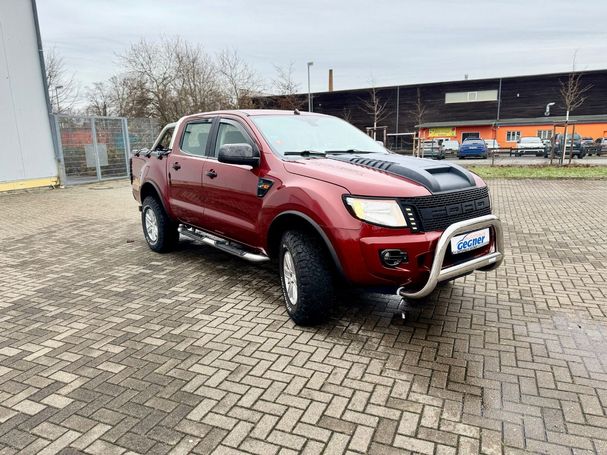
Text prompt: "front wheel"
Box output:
[[279, 230, 334, 325], [141, 196, 178, 253]]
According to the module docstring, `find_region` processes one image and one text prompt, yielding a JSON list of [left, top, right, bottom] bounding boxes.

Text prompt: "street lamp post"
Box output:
[[307, 62, 314, 112], [54, 85, 64, 113]]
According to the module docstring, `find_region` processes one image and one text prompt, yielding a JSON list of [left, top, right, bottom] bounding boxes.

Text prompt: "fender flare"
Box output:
[[140, 179, 171, 217], [270, 210, 346, 279]]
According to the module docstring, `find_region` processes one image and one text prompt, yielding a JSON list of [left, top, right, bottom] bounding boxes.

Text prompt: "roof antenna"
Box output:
[[294, 108, 300, 115]]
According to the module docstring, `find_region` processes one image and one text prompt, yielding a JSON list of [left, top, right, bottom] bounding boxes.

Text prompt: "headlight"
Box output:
[[344, 197, 407, 227]]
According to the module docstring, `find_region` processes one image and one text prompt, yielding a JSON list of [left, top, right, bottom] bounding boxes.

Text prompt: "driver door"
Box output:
[[202, 118, 263, 246]]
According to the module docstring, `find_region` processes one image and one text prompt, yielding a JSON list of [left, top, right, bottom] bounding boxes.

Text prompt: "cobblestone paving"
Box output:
[[1, 179, 606, 454]]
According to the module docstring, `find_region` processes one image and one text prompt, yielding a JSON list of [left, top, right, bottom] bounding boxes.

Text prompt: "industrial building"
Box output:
[[264, 69, 607, 150]]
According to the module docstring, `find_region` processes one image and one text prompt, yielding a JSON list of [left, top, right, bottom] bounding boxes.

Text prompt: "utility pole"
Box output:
[[307, 61, 314, 112], [54, 85, 63, 113], [494, 78, 502, 155]]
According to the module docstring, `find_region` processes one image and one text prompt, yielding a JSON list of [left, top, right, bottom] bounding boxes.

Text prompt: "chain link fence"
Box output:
[[54, 115, 160, 185]]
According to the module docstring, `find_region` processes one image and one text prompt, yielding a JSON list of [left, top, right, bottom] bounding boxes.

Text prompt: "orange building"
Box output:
[[419, 114, 607, 146]]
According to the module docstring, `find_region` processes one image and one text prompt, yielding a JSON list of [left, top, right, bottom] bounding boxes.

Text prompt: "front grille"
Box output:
[[399, 186, 491, 232]]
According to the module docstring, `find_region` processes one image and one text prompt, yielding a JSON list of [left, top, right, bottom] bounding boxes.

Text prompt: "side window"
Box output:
[[181, 121, 213, 156], [155, 128, 174, 151], [213, 122, 250, 156]]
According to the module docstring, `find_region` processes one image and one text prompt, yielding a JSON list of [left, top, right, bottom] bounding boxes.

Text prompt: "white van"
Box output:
[[484, 139, 500, 150], [437, 139, 460, 153]]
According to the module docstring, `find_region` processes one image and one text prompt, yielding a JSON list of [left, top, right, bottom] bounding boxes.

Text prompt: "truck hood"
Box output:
[[283, 153, 478, 196]]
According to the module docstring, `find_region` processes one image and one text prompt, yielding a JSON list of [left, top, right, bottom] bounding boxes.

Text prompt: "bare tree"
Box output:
[[409, 87, 427, 157], [559, 54, 593, 164], [173, 42, 224, 114], [86, 75, 150, 118], [216, 49, 263, 109], [341, 107, 353, 124], [272, 62, 304, 110], [44, 47, 80, 113], [87, 38, 264, 121], [360, 84, 390, 139], [85, 82, 111, 116], [118, 37, 178, 123], [115, 37, 225, 122]]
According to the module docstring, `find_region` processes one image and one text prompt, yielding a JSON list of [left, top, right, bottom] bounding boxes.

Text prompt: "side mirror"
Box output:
[[376, 140, 384, 147], [218, 143, 260, 166]]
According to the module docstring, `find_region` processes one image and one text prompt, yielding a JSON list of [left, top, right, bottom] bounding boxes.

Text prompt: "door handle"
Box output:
[[172, 162, 181, 170], [206, 170, 217, 179]]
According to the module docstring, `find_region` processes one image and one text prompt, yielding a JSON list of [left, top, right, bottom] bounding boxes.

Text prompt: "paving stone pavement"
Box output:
[[1, 179, 606, 455]]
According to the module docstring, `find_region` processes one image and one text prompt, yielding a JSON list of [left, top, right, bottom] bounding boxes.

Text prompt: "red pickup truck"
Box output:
[[130, 110, 504, 325]]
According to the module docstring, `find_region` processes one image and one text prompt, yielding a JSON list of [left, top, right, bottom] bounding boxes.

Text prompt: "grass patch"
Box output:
[[468, 165, 607, 179]]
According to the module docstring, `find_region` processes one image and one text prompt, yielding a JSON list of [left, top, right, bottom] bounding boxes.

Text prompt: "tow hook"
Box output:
[[398, 298, 407, 320]]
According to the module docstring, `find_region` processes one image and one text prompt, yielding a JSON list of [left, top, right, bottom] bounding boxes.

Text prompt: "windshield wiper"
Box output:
[[283, 150, 326, 157], [324, 149, 376, 154]]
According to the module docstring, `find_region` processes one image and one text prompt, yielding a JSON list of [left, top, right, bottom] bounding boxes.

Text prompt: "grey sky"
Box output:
[[37, 0, 607, 94]]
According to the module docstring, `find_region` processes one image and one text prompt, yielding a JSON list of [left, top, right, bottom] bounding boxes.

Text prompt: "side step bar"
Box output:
[[178, 225, 269, 263]]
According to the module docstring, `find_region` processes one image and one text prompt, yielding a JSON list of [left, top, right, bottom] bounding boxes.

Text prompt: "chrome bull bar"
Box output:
[[397, 214, 504, 300]]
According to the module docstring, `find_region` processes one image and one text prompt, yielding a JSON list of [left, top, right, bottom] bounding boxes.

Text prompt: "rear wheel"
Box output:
[[141, 196, 178, 253], [279, 230, 334, 325]]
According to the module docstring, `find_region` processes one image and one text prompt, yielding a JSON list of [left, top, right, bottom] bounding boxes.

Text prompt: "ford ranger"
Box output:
[[130, 110, 504, 325]]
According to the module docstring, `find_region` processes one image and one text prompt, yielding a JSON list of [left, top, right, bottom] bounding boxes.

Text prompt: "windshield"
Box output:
[[250, 114, 389, 156], [520, 137, 541, 143]]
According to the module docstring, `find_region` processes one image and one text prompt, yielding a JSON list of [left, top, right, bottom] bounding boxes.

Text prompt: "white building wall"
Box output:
[[0, 0, 57, 185]]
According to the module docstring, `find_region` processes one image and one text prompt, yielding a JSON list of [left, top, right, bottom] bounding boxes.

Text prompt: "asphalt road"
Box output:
[[445, 155, 607, 166]]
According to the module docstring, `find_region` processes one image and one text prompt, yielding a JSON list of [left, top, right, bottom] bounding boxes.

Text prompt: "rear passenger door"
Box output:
[[202, 118, 263, 246], [167, 118, 214, 227]]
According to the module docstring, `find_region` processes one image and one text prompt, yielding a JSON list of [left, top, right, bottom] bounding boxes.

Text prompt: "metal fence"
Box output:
[[54, 115, 160, 185]]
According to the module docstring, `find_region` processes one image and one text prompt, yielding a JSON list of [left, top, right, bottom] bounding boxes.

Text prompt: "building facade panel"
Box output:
[[0, 0, 57, 189]]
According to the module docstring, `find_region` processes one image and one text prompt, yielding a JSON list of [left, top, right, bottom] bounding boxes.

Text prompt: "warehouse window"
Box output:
[[537, 130, 552, 140], [445, 90, 498, 103], [506, 131, 521, 142]]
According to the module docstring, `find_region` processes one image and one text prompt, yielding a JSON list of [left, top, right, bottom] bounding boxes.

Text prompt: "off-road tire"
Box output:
[[279, 230, 334, 325], [141, 196, 179, 253]]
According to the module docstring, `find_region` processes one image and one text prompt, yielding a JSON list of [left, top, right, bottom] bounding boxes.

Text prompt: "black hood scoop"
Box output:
[[331, 153, 477, 193]]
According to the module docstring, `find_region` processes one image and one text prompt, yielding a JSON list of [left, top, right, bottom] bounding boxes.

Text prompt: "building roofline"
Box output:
[[255, 68, 607, 99]]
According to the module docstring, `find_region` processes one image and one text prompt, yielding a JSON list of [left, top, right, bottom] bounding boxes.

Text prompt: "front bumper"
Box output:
[[397, 214, 504, 299]]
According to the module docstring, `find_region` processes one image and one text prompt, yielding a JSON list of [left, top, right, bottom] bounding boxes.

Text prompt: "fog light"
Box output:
[[380, 249, 407, 267]]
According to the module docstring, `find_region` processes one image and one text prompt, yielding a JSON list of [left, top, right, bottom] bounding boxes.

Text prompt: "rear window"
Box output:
[[464, 139, 484, 145], [520, 137, 541, 143]]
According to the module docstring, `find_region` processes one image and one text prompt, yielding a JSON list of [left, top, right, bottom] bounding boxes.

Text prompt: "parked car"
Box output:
[[130, 110, 504, 325], [595, 137, 607, 156], [458, 138, 488, 159], [581, 137, 600, 156], [483, 139, 499, 151], [420, 140, 445, 159], [440, 139, 460, 154], [548, 133, 584, 159], [516, 136, 545, 156]]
